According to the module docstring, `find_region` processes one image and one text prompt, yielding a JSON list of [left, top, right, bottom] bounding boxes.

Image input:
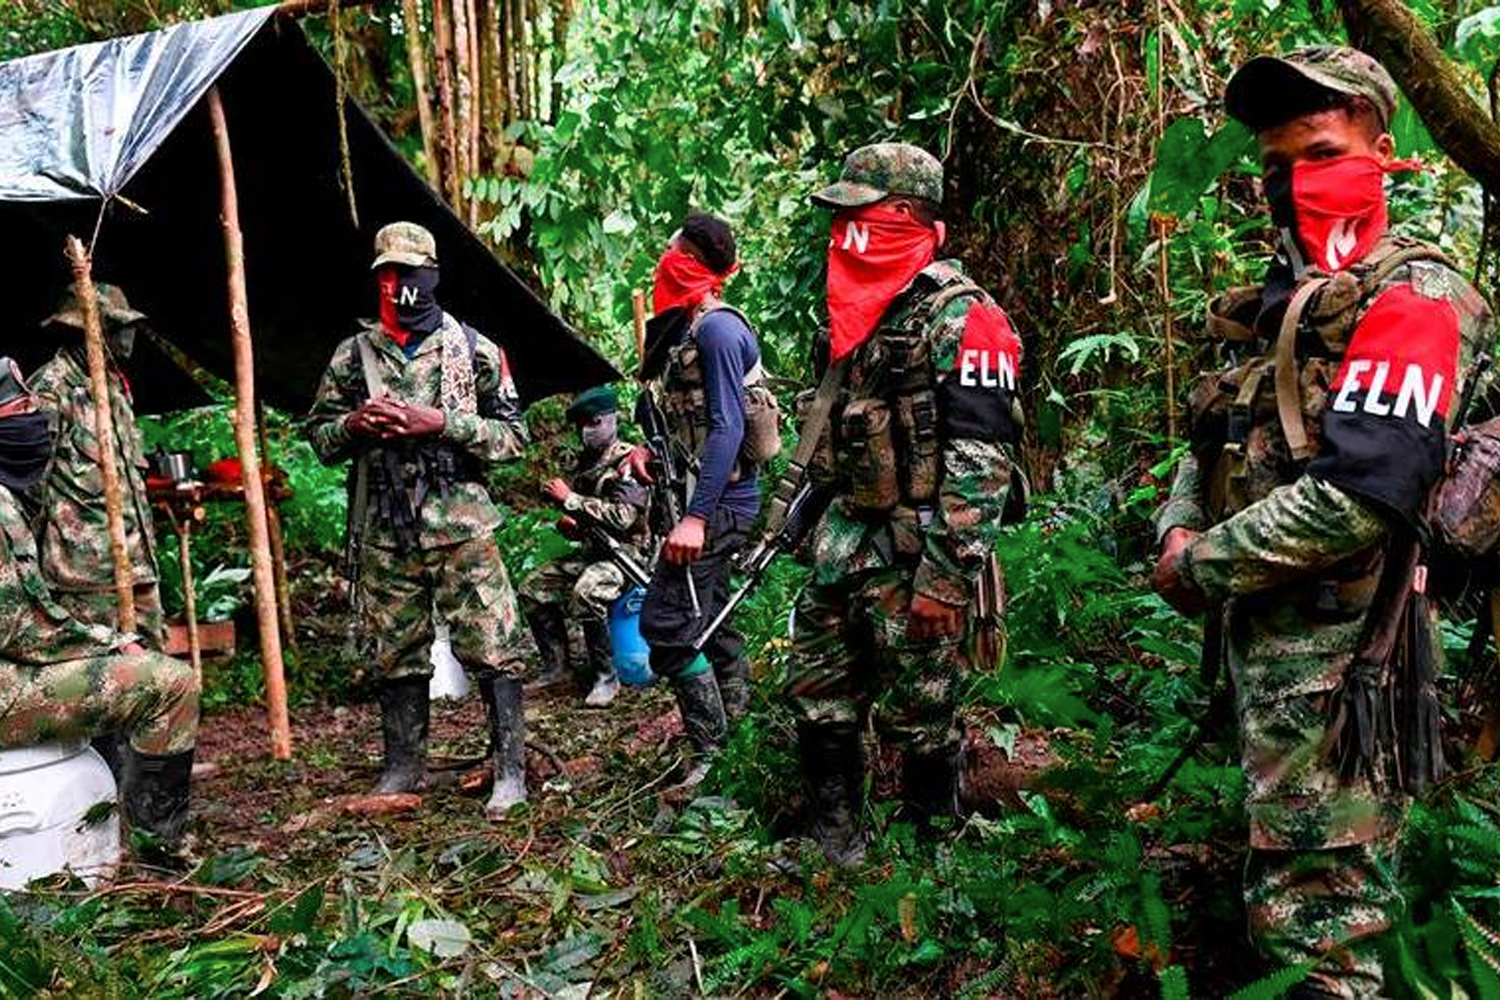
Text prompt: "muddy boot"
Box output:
[[669, 663, 727, 791], [122, 746, 194, 866], [479, 673, 527, 819], [372, 677, 429, 795], [525, 606, 570, 691], [902, 744, 962, 834], [798, 721, 866, 868], [582, 619, 619, 708], [715, 655, 752, 721], [91, 731, 126, 782]]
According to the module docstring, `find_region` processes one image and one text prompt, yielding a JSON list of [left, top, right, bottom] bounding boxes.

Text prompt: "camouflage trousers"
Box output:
[[786, 564, 980, 754], [357, 534, 533, 682], [52, 582, 166, 652], [520, 555, 630, 623], [1229, 597, 1406, 998], [0, 650, 199, 756]]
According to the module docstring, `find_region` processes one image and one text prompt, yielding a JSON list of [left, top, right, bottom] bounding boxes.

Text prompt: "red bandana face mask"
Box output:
[[652, 246, 734, 315], [826, 203, 940, 362], [377, 268, 410, 348], [1268, 154, 1419, 273]]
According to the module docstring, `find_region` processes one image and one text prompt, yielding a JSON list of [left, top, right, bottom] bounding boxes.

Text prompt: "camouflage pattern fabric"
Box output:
[[1227, 46, 1399, 130], [357, 532, 532, 682], [1158, 238, 1496, 997], [786, 260, 1016, 752], [521, 438, 648, 624], [29, 347, 163, 646], [812, 142, 945, 208], [306, 317, 528, 550], [0, 484, 196, 755]]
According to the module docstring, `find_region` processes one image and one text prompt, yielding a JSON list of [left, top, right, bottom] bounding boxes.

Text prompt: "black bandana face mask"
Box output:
[[0, 412, 54, 492], [580, 413, 618, 452], [392, 265, 444, 336]]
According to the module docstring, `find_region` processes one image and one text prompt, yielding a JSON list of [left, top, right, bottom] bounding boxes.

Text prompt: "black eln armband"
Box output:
[[938, 380, 1019, 445]]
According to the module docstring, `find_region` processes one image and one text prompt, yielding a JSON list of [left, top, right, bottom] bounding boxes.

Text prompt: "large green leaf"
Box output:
[[1147, 117, 1254, 221]]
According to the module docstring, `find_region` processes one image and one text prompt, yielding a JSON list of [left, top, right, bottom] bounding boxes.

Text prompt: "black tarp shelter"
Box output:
[[0, 6, 618, 412]]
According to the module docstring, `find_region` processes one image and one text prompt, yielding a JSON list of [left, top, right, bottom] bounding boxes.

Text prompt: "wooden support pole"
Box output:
[[206, 87, 293, 761], [255, 405, 298, 654], [177, 516, 202, 676], [64, 236, 137, 636], [632, 289, 647, 377]]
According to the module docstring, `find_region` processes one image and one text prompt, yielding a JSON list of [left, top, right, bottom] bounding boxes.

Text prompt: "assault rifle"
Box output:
[[691, 475, 837, 652], [571, 510, 652, 590], [635, 386, 686, 535]]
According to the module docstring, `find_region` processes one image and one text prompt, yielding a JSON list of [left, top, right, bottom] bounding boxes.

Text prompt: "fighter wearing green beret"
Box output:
[[522, 385, 651, 707]]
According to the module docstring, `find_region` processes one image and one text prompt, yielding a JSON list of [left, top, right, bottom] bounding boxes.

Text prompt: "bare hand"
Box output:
[[120, 641, 146, 656], [907, 594, 964, 640], [345, 398, 398, 438], [626, 444, 655, 484], [1153, 527, 1205, 615], [664, 515, 706, 565], [558, 515, 581, 539], [373, 401, 446, 438], [543, 478, 574, 504]]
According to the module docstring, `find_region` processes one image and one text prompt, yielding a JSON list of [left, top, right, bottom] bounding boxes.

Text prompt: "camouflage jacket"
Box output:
[[560, 438, 650, 547], [813, 260, 1023, 606], [30, 348, 158, 592], [306, 317, 528, 549], [1159, 241, 1495, 615], [0, 484, 120, 666]]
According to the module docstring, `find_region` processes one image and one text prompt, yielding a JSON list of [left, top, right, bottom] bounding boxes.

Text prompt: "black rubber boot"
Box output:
[[670, 670, 727, 789], [122, 746, 194, 864], [902, 744, 963, 834], [91, 731, 126, 782], [798, 722, 866, 868], [581, 619, 619, 707], [478, 673, 527, 819], [524, 606, 571, 690], [715, 655, 752, 720], [372, 676, 430, 794]]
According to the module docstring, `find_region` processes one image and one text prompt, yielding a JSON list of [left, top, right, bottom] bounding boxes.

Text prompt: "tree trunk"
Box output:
[[401, 0, 440, 189], [480, 0, 504, 161], [550, 0, 571, 124], [451, 0, 474, 216], [431, 0, 461, 207], [465, 0, 483, 225], [502, 0, 520, 128], [1338, 0, 1500, 194]]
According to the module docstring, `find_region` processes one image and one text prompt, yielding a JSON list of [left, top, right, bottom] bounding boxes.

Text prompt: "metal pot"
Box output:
[[151, 450, 194, 484]]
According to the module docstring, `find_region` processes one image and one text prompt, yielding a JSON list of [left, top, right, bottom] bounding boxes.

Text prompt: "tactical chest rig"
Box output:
[[1195, 236, 1456, 524], [659, 305, 781, 484], [822, 263, 984, 519]]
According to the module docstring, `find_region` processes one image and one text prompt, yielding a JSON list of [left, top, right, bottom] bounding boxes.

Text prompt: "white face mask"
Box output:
[[580, 413, 618, 451]]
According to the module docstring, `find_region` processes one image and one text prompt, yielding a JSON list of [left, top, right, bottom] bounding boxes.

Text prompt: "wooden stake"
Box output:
[[177, 515, 202, 676], [632, 289, 647, 377], [64, 236, 137, 636], [206, 87, 293, 761]]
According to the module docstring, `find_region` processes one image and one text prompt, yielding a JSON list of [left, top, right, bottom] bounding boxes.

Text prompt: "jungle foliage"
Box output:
[[7, 0, 1500, 997]]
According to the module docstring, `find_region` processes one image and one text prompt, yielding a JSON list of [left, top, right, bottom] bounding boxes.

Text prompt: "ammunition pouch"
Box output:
[[839, 397, 900, 515]]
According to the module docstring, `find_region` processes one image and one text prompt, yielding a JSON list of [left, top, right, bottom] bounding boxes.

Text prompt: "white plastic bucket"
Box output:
[[0, 741, 121, 889], [429, 620, 470, 701]]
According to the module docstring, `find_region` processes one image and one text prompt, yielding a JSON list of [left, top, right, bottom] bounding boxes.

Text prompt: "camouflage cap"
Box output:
[[372, 221, 439, 269], [0, 358, 36, 415], [44, 283, 147, 332], [1226, 46, 1398, 132], [811, 143, 944, 209]]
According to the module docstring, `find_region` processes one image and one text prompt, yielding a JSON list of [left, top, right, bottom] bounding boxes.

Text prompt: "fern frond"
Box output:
[[1157, 963, 1190, 1000], [1224, 962, 1313, 1000]]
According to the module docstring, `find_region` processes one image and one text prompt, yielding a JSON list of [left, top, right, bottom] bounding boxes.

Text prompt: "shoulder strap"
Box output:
[[355, 331, 387, 399], [1274, 278, 1330, 462], [789, 356, 851, 473]]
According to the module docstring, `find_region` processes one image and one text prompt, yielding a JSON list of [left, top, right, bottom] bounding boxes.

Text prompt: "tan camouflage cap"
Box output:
[[44, 283, 147, 332], [372, 221, 439, 269], [812, 143, 944, 209], [1226, 46, 1398, 131]]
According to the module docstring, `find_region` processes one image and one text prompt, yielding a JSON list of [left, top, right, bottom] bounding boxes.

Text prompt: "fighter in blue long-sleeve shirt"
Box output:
[[636, 213, 763, 790]]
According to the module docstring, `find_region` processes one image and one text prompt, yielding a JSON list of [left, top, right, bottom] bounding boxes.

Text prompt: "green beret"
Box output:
[[567, 385, 618, 423]]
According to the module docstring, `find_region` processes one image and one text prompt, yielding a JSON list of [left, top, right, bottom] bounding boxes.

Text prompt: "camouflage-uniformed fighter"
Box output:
[[1154, 48, 1495, 998], [307, 222, 534, 820], [522, 385, 649, 707], [0, 358, 198, 854], [787, 144, 1023, 865], [31, 285, 164, 648]]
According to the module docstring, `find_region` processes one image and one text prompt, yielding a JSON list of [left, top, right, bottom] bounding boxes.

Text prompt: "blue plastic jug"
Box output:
[[609, 587, 653, 687]]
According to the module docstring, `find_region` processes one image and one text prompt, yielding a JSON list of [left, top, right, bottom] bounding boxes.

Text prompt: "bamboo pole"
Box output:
[[400, 0, 441, 190], [64, 237, 137, 636], [177, 515, 202, 676], [206, 87, 293, 761], [632, 289, 647, 376]]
